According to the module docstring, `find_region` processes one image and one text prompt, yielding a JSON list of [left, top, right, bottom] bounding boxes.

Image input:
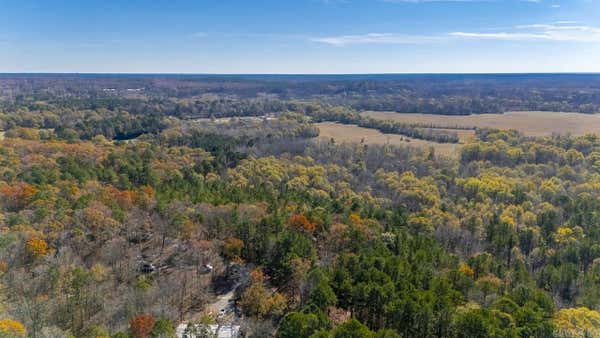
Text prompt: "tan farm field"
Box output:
[[316, 122, 462, 156], [363, 111, 600, 137]]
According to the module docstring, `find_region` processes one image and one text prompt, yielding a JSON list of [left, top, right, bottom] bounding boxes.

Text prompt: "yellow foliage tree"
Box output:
[[239, 269, 288, 318], [458, 262, 475, 278], [555, 226, 584, 245], [553, 307, 600, 337], [476, 274, 502, 303], [0, 319, 27, 337], [223, 237, 244, 261], [375, 170, 440, 212], [26, 238, 49, 258], [407, 215, 434, 233]]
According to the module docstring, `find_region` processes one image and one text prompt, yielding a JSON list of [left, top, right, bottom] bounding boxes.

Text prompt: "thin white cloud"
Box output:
[[310, 33, 444, 45], [382, 0, 494, 2], [449, 32, 548, 39], [381, 0, 541, 3], [456, 24, 600, 42], [312, 23, 600, 45]]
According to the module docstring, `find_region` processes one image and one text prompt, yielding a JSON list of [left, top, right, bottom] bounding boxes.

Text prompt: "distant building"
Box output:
[[176, 323, 240, 338]]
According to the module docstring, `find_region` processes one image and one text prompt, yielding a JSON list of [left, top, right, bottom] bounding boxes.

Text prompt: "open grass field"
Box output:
[[363, 111, 600, 137], [316, 122, 462, 156], [318, 111, 600, 157]]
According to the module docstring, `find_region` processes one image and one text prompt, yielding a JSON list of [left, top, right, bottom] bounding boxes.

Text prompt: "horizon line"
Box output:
[[1, 72, 600, 76]]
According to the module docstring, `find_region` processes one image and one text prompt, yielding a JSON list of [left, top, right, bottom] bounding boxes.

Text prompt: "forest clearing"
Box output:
[[363, 111, 600, 136], [316, 122, 464, 156]]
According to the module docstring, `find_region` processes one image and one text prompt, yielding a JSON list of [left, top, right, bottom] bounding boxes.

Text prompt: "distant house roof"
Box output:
[[176, 323, 240, 338]]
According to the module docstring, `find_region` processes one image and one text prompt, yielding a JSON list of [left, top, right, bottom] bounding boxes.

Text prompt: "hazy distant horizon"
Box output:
[[2, 72, 600, 77]]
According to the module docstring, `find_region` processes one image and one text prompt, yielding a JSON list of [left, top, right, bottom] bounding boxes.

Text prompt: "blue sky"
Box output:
[[1, 0, 600, 73]]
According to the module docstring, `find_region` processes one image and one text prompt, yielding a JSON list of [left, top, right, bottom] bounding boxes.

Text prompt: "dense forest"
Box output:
[[1, 76, 600, 337], [2, 73, 600, 114]]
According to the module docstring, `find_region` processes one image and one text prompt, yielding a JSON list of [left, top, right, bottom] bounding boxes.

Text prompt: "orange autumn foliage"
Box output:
[[349, 213, 362, 224], [136, 186, 156, 208], [250, 268, 265, 283], [129, 314, 155, 338], [104, 186, 136, 209], [288, 214, 316, 233], [0, 182, 38, 211], [26, 238, 50, 258]]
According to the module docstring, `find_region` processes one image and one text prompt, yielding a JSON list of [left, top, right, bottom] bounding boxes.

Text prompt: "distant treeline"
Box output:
[[3, 73, 600, 114], [0, 95, 460, 143]]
